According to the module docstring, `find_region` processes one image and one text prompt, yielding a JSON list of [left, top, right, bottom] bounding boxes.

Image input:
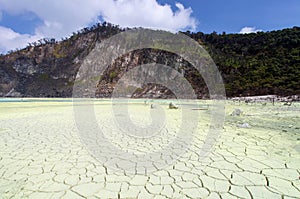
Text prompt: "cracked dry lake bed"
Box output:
[[0, 98, 299, 198]]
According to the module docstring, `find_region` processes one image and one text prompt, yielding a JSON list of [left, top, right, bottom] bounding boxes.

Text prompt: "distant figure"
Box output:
[[169, 102, 178, 109]]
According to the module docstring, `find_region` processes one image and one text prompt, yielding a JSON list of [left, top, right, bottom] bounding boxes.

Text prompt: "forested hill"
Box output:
[[185, 27, 300, 96], [0, 23, 299, 98]]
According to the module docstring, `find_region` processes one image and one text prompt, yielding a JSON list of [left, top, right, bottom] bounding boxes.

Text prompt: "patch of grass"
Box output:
[[53, 44, 67, 59], [39, 74, 50, 81]]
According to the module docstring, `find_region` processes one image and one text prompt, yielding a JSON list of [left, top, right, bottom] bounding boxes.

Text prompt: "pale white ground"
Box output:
[[0, 98, 299, 199]]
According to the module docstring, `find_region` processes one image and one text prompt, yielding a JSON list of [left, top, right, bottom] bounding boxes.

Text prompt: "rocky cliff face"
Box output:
[[0, 29, 99, 97], [96, 49, 208, 99]]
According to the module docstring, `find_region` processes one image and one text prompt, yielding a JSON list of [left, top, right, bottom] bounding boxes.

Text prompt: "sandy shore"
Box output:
[[0, 98, 299, 198]]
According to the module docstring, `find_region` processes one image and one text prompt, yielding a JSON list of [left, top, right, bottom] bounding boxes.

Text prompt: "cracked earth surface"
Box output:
[[0, 99, 299, 198]]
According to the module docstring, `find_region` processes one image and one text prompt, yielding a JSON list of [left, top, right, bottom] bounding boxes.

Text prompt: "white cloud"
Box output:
[[239, 26, 262, 34], [101, 1, 196, 31], [0, 0, 197, 53], [0, 26, 43, 54]]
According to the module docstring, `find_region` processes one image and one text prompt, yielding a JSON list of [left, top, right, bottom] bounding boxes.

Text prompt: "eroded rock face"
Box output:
[[0, 36, 208, 98], [4, 88, 22, 97], [0, 34, 93, 97], [12, 57, 40, 75], [95, 49, 208, 99]]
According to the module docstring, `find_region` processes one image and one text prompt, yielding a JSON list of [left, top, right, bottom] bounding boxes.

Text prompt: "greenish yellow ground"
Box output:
[[0, 98, 299, 198]]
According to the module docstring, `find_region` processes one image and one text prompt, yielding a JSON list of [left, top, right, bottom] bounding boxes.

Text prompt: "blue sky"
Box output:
[[158, 0, 300, 33], [0, 0, 299, 53]]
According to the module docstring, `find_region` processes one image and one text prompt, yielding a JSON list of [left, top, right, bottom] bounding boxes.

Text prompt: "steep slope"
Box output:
[[0, 23, 299, 98], [187, 27, 300, 96]]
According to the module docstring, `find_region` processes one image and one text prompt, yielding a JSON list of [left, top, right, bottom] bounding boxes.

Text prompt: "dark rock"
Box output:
[[231, 109, 243, 116], [169, 102, 178, 109]]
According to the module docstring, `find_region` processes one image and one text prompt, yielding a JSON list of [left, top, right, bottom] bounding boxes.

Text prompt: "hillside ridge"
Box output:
[[0, 23, 299, 98]]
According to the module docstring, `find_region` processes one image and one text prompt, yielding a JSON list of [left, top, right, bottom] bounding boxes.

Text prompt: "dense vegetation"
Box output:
[[1, 23, 299, 97], [185, 27, 300, 96]]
